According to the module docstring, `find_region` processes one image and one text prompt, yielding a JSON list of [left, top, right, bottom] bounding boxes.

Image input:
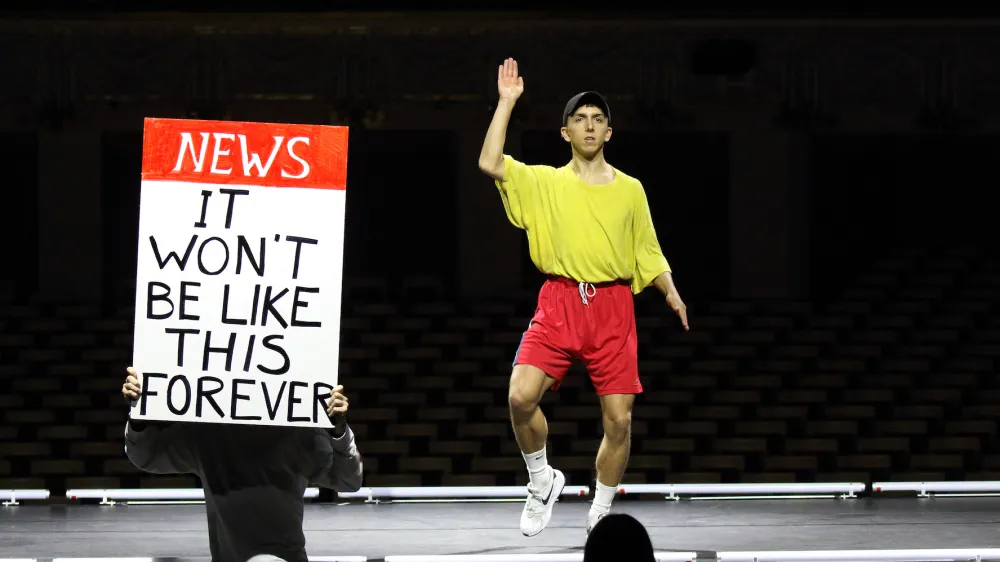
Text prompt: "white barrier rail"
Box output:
[[382, 550, 1000, 562], [716, 548, 1000, 561], [336, 485, 591, 503], [384, 555, 696, 562], [51, 559, 155, 562], [383, 551, 1000, 562], [873, 481, 1000, 497], [40, 559, 367, 562], [40, 559, 366, 562], [17, 549, 1000, 562], [16, 551, 1000, 562], [60, 483, 865, 505], [65, 487, 320, 505], [1, 489, 50, 506], [616, 482, 866, 500]]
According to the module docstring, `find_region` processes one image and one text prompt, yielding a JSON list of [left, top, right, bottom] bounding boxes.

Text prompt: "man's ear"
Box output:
[[560, 127, 570, 142]]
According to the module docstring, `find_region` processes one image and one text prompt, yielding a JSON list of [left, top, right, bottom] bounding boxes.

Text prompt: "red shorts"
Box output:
[[513, 276, 642, 396]]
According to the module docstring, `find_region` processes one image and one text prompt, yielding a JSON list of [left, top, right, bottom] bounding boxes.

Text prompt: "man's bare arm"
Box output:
[[653, 271, 689, 331], [478, 58, 524, 181], [652, 271, 679, 298], [478, 98, 517, 181]]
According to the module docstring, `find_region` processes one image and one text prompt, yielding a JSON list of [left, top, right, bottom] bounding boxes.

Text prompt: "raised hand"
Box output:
[[498, 58, 524, 101]]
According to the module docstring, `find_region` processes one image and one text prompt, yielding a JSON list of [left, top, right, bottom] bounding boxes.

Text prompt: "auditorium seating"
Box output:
[[1, 246, 999, 495]]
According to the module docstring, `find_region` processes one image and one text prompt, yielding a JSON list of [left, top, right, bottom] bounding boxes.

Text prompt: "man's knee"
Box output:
[[600, 395, 634, 442], [508, 364, 550, 415], [508, 385, 538, 415], [603, 410, 632, 441]]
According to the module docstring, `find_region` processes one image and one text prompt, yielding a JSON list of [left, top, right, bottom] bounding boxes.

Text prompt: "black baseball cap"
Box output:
[[562, 91, 611, 125]]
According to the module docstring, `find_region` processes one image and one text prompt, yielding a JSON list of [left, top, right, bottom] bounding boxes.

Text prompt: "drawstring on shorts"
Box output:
[[578, 282, 597, 306]]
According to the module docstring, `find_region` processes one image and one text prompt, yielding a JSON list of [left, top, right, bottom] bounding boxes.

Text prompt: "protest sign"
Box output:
[[131, 117, 348, 428]]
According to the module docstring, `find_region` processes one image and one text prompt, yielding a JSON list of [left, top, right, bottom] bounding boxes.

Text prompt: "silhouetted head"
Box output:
[[583, 513, 655, 562], [246, 555, 287, 562]]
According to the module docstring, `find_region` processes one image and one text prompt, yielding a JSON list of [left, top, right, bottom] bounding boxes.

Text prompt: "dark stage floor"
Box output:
[[3, 497, 1000, 561]]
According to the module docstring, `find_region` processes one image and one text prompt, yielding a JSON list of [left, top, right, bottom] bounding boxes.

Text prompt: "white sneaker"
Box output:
[[519, 467, 566, 537], [586, 509, 608, 534]]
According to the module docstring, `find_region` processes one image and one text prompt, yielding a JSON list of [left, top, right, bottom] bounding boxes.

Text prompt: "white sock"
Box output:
[[591, 481, 617, 514], [523, 447, 550, 489]]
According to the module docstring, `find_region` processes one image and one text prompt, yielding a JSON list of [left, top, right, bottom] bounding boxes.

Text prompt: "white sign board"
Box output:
[[131, 117, 349, 428]]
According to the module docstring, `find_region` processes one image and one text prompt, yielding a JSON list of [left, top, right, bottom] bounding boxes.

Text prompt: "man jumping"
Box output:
[[477, 58, 689, 536]]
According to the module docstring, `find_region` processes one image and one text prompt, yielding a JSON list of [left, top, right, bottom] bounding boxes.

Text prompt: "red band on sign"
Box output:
[[141, 117, 348, 190]]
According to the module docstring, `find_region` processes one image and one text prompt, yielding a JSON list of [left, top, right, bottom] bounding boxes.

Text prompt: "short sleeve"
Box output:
[[495, 155, 541, 230], [631, 183, 671, 294]]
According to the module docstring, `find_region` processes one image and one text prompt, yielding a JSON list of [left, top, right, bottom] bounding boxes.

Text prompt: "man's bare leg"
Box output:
[[509, 364, 565, 536], [509, 364, 553, 454], [590, 393, 634, 529]]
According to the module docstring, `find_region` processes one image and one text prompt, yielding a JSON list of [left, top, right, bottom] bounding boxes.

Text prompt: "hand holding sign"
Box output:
[[326, 385, 348, 416], [131, 118, 349, 429], [326, 384, 349, 437], [122, 367, 142, 403]]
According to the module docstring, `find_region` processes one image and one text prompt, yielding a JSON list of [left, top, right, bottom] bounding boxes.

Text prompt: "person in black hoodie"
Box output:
[[120, 366, 363, 562], [583, 513, 655, 562]]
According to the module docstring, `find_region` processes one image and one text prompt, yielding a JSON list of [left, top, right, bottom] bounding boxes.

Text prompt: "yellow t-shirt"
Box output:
[[495, 154, 671, 295]]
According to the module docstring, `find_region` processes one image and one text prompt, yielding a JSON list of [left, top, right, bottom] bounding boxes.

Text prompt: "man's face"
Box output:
[[560, 105, 611, 157]]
